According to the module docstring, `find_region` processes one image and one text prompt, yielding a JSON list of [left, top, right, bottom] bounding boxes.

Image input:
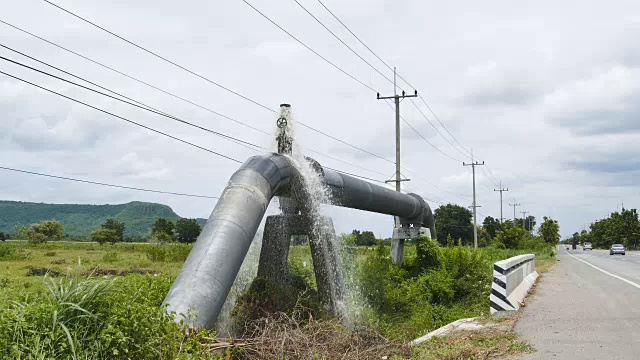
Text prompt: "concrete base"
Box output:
[[390, 238, 405, 265], [256, 214, 345, 317], [257, 214, 311, 281]]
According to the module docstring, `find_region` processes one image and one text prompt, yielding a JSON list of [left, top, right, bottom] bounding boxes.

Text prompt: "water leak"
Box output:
[[215, 230, 262, 337], [278, 106, 364, 327]]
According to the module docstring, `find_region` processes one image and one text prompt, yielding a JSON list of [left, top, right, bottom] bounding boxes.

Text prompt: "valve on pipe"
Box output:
[[277, 103, 293, 155]]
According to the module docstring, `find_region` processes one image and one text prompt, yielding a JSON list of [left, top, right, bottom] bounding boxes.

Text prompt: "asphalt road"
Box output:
[[515, 246, 640, 359]]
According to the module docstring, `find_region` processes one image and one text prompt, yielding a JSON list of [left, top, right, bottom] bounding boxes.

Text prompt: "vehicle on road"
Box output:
[[610, 244, 626, 255], [583, 242, 592, 250]]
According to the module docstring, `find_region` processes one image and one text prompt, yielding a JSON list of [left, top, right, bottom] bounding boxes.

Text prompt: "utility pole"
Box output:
[[463, 149, 484, 248], [494, 181, 508, 223], [377, 67, 417, 264], [521, 210, 529, 231], [509, 202, 520, 221]]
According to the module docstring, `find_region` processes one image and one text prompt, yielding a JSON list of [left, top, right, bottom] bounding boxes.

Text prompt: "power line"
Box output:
[[43, 0, 274, 112], [0, 53, 262, 152], [324, 167, 387, 184], [382, 100, 462, 162], [417, 94, 473, 158], [0, 166, 219, 199], [308, 1, 476, 162], [298, 122, 395, 165], [0, 19, 270, 136], [240, 0, 377, 93], [5, 11, 477, 204], [291, 0, 394, 85], [315, 0, 393, 72], [401, 117, 462, 163], [1, 59, 400, 190], [3, 27, 465, 205], [408, 97, 471, 160], [1, 19, 401, 173], [0, 24, 396, 180], [2, 68, 399, 191], [0, 70, 243, 163], [314, 0, 412, 91], [401, 171, 471, 204]]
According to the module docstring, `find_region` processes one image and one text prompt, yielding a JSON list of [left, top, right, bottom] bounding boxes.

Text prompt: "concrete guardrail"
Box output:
[[490, 254, 539, 314]]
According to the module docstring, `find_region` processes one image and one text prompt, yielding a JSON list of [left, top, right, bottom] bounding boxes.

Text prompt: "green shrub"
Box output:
[[145, 244, 192, 262], [0, 244, 31, 261], [415, 236, 443, 271], [44, 251, 57, 257], [27, 231, 49, 244], [88, 228, 119, 246], [102, 252, 119, 263], [356, 240, 554, 340]]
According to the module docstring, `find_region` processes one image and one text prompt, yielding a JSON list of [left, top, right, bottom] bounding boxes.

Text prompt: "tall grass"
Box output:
[[0, 274, 218, 359]]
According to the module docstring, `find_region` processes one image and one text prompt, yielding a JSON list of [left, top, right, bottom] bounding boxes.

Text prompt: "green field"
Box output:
[[0, 239, 555, 359]]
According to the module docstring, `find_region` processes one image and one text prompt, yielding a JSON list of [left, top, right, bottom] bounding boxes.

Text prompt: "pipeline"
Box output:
[[163, 153, 435, 328]]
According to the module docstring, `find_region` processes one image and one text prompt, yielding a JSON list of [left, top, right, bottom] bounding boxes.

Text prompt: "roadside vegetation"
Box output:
[[0, 204, 558, 358], [564, 208, 640, 249]]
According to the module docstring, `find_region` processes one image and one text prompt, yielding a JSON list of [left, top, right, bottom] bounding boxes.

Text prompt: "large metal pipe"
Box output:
[[322, 168, 436, 237], [163, 154, 293, 329], [163, 153, 436, 328]]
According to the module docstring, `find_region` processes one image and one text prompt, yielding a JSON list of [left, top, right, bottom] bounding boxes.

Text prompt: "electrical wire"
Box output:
[[382, 100, 462, 162], [43, 0, 274, 112], [0, 70, 244, 163], [240, 0, 377, 93], [0, 20, 401, 173], [310, 1, 476, 161], [0, 166, 219, 199], [4, 11, 480, 208], [408, 97, 471, 160], [0, 53, 262, 152], [298, 122, 395, 165], [0, 19, 270, 136], [291, 0, 394, 86], [417, 94, 473, 158], [0, 25, 399, 181], [1, 57, 400, 189]]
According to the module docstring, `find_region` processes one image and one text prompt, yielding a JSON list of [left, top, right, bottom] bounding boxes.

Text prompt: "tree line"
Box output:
[[1, 217, 203, 245], [568, 208, 640, 249], [434, 203, 559, 249], [338, 203, 560, 250]]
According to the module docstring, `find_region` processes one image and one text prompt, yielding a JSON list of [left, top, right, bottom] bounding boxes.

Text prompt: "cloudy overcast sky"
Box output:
[[1, 0, 639, 238]]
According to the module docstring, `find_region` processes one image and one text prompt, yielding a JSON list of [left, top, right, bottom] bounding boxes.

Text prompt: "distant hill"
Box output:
[[0, 200, 207, 237]]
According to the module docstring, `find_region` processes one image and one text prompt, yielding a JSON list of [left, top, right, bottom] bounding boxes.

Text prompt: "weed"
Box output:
[[0, 244, 31, 261], [102, 251, 119, 263], [145, 244, 192, 262], [0, 274, 220, 359]]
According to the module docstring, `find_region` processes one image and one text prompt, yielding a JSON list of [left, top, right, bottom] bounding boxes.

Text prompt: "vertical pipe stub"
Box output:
[[277, 103, 293, 154]]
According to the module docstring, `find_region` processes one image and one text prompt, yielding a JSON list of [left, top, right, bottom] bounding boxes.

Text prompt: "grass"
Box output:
[[411, 330, 533, 359], [0, 239, 555, 359], [0, 241, 186, 308]]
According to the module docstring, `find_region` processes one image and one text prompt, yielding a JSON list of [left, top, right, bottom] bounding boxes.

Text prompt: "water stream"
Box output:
[[279, 106, 363, 327]]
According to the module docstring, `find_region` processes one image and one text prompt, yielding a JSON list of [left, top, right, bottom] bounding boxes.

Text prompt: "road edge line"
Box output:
[[564, 250, 640, 290]]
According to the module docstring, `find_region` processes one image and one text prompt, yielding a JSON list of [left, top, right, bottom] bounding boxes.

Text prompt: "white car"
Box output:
[[583, 242, 592, 250], [610, 244, 626, 255]]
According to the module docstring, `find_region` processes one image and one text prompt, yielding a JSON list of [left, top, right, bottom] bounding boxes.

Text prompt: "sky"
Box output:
[[1, 0, 639, 239]]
